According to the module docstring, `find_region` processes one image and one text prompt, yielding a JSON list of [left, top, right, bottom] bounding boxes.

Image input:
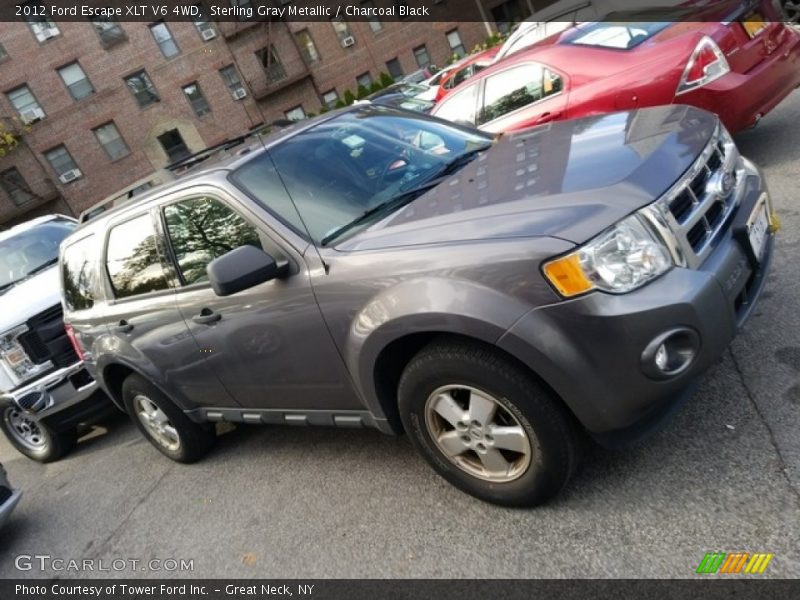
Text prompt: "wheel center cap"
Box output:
[[469, 426, 483, 440]]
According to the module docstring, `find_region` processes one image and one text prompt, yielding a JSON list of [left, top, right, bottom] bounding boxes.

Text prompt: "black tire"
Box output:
[[398, 339, 580, 507], [0, 405, 76, 463], [122, 374, 216, 463]]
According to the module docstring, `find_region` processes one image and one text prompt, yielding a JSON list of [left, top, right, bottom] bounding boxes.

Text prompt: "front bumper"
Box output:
[[0, 362, 109, 432], [0, 464, 22, 529], [498, 165, 774, 444]]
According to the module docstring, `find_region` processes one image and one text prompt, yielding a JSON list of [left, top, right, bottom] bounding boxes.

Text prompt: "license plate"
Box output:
[[742, 12, 767, 38], [746, 196, 770, 263]]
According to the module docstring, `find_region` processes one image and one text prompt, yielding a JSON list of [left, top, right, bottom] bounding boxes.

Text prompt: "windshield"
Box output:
[[0, 218, 76, 291], [232, 107, 493, 245]]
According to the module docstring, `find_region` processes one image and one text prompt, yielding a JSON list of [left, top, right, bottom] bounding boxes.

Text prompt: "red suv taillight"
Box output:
[[65, 324, 86, 362], [677, 36, 731, 95]]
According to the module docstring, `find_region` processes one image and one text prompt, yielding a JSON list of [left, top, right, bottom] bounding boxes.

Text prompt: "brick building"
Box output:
[[0, 0, 536, 227]]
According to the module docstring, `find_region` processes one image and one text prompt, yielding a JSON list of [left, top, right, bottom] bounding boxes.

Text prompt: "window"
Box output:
[[434, 84, 479, 125], [0, 168, 34, 206], [106, 214, 169, 298], [563, 21, 671, 50], [158, 129, 191, 164], [57, 62, 94, 101], [386, 58, 404, 81], [256, 46, 286, 82], [150, 22, 180, 58], [232, 112, 493, 245], [164, 197, 262, 286], [478, 64, 563, 124], [447, 28, 466, 58], [90, 16, 126, 48], [193, 4, 216, 39], [356, 72, 373, 89], [124, 70, 159, 108], [62, 235, 97, 311], [220, 65, 245, 98], [331, 19, 352, 45], [321, 90, 339, 109], [6, 86, 44, 121], [360, 1, 383, 32], [230, 0, 253, 20], [44, 145, 81, 182], [93, 122, 130, 161], [0, 218, 75, 291], [413, 45, 430, 68], [295, 30, 320, 63], [182, 82, 211, 116], [285, 106, 306, 121], [22, 3, 59, 42]]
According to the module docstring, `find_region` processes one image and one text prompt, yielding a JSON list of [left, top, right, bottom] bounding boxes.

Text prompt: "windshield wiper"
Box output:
[[320, 147, 490, 247], [26, 258, 59, 277]]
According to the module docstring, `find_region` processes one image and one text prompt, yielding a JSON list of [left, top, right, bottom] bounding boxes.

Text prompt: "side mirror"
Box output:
[[207, 245, 288, 297]]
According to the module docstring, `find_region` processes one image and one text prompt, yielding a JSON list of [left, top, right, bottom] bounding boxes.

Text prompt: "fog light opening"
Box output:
[[642, 328, 700, 380]]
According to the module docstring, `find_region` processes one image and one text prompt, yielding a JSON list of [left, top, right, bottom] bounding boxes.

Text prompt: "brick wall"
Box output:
[[0, 18, 490, 225]]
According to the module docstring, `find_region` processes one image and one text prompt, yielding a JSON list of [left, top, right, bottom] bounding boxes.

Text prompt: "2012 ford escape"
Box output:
[[60, 105, 775, 506]]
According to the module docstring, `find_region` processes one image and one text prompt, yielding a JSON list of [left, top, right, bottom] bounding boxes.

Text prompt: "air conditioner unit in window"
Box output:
[[201, 28, 217, 41], [341, 36, 356, 48], [59, 169, 82, 184], [20, 107, 45, 124], [232, 87, 247, 100]]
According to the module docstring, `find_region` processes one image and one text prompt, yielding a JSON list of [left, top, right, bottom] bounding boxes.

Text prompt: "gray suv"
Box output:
[[60, 105, 774, 506]]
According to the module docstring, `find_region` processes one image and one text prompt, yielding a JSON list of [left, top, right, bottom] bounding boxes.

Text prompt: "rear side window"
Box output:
[[433, 84, 479, 125], [106, 214, 169, 298], [164, 196, 263, 286], [62, 235, 97, 311], [478, 64, 562, 125]]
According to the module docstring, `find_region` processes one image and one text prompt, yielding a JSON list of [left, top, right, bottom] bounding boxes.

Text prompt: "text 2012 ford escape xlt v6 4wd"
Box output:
[[61, 105, 775, 506]]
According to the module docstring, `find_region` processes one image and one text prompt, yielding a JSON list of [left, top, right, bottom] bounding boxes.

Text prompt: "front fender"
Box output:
[[344, 277, 533, 416]]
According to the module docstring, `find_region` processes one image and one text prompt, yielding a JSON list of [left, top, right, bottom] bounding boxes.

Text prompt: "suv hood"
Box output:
[[0, 265, 60, 334], [336, 105, 717, 252]]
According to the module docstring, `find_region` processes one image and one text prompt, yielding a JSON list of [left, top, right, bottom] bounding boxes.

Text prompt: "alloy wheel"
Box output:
[[424, 385, 532, 483], [3, 406, 47, 451], [134, 395, 181, 452]]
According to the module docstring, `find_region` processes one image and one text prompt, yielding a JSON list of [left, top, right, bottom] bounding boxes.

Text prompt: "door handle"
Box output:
[[535, 111, 562, 124], [192, 308, 222, 325], [114, 320, 133, 334]]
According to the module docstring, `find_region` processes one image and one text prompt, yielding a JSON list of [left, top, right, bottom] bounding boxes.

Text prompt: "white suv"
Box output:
[[0, 215, 110, 462]]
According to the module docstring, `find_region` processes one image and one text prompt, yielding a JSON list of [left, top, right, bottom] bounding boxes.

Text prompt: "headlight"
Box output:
[[543, 213, 673, 297], [0, 326, 49, 387]]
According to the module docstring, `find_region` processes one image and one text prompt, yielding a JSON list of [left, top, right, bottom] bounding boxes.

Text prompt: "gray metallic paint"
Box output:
[[62, 104, 769, 441]]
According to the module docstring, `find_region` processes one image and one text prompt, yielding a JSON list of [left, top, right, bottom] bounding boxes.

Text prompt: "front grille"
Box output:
[[657, 126, 741, 269], [18, 305, 79, 370]]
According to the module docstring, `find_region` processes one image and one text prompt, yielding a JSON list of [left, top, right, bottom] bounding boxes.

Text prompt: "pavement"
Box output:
[[1, 91, 799, 580]]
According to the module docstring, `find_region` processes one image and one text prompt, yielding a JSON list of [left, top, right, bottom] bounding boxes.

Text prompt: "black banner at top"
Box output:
[[3, 0, 791, 23]]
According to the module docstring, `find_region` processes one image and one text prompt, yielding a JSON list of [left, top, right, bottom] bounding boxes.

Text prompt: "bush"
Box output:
[[369, 80, 383, 94], [319, 106, 330, 114], [343, 89, 356, 105], [334, 99, 346, 109], [356, 85, 370, 99], [379, 71, 395, 87]]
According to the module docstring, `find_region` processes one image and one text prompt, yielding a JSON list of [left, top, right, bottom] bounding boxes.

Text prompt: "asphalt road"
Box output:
[[2, 91, 799, 580]]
